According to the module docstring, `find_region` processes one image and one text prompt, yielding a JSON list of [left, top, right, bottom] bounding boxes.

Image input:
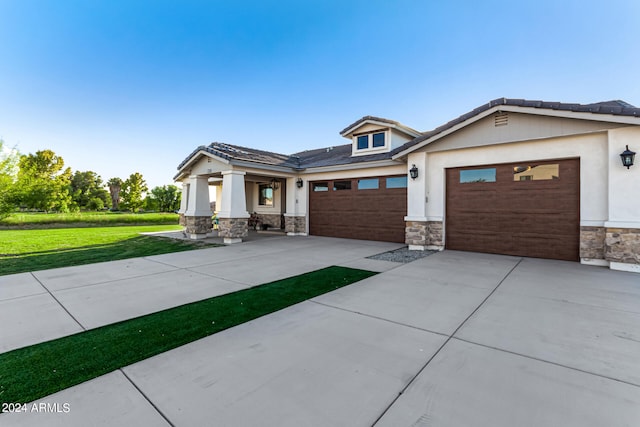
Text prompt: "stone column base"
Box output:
[[605, 227, 640, 272], [405, 220, 443, 250], [179, 213, 185, 226], [218, 217, 249, 244], [580, 226, 606, 264], [284, 215, 307, 236], [184, 215, 212, 239]]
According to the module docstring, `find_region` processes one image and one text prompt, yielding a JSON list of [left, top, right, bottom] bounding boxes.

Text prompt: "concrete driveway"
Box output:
[[1, 237, 639, 426]]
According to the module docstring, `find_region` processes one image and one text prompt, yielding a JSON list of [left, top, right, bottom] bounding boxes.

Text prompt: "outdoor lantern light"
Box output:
[[409, 164, 419, 180], [270, 178, 280, 190], [296, 178, 303, 188], [620, 145, 636, 169]]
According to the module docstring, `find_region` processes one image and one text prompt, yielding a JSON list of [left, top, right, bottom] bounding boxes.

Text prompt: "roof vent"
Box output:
[[494, 112, 509, 127]]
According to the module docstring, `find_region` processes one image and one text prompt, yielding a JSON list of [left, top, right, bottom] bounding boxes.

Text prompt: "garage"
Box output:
[[309, 175, 407, 243], [445, 158, 580, 261]]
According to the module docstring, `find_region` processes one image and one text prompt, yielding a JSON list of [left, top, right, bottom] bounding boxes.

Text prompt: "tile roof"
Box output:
[[391, 97, 640, 155], [177, 98, 640, 175]]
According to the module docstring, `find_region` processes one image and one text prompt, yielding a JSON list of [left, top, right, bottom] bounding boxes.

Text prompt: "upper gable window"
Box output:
[[355, 131, 386, 151], [357, 135, 369, 150], [372, 132, 385, 147]]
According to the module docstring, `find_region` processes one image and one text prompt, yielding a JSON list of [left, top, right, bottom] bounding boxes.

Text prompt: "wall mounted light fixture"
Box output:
[[620, 145, 636, 169], [409, 164, 419, 180], [270, 178, 280, 190], [296, 178, 303, 188]]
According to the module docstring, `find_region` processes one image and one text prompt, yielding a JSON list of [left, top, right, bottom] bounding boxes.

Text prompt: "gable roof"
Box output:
[[175, 141, 397, 178], [340, 115, 421, 138], [391, 97, 640, 158]]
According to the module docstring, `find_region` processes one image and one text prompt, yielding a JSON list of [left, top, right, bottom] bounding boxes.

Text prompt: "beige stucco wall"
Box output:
[[607, 127, 640, 226], [425, 112, 625, 153]]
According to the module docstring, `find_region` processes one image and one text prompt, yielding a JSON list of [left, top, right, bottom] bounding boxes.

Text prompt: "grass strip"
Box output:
[[0, 266, 377, 407], [0, 212, 179, 228], [0, 226, 219, 276]]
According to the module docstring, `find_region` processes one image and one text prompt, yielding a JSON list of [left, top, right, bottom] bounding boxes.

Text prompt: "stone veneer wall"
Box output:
[[580, 226, 605, 260], [285, 216, 306, 234], [405, 221, 444, 248], [179, 213, 185, 226], [218, 218, 249, 239], [184, 215, 212, 235], [605, 228, 640, 264], [255, 213, 283, 229]]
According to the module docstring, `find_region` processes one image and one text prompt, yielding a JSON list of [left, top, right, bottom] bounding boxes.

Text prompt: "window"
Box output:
[[372, 132, 385, 147], [513, 164, 559, 181], [460, 168, 496, 183], [357, 135, 369, 150], [312, 182, 329, 192], [386, 176, 407, 188], [258, 184, 273, 206], [357, 178, 379, 190], [333, 180, 352, 191]]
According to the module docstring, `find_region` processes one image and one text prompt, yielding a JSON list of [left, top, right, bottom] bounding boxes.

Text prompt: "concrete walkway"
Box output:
[[1, 238, 640, 426]]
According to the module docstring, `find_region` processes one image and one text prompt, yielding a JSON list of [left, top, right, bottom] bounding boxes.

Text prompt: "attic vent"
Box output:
[[494, 112, 509, 127]]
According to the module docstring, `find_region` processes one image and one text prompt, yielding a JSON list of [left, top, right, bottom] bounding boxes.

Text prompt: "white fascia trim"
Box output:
[[603, 221, 640, 229], [392, 105, 640, 160], [301, 159, 402, 174], [404, 216, 428, 222], [174, 151, 232, 181]]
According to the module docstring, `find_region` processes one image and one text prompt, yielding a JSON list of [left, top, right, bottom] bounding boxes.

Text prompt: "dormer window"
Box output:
[[357, 135, 369, 150], [372, 132, 385, 147], [356, 132, 386, 151]]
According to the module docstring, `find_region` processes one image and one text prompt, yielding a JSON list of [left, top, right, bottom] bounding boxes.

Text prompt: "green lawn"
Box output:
[[0, 211, 179, 227], [0, 266, 377, 407], [0, 225, 218, 276]]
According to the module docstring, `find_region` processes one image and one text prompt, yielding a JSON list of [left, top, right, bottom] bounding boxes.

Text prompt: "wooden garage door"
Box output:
[[446, 158, 580, 261], [309, 176, 407, 243]]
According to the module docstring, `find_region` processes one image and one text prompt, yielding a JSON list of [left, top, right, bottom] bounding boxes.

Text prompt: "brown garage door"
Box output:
[[309, 176, 407, 243], [446, 158, 580, 261]]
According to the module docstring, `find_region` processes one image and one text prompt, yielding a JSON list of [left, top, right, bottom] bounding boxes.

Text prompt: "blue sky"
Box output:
[[1, 0, 639, 189]]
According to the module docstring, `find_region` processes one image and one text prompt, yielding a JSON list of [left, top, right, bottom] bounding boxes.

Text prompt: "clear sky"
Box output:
[[1, 0, 639, 189]]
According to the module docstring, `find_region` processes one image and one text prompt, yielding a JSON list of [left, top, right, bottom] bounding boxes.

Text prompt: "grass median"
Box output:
[[0, 266, 377, 407]]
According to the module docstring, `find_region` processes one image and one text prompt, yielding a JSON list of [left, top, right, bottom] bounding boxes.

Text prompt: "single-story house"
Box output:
[[175, 98, 640, 273]]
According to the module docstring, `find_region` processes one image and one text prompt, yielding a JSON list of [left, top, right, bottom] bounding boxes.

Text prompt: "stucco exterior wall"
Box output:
[[425, 112, 625, 153], [607, 127, 640, 225]]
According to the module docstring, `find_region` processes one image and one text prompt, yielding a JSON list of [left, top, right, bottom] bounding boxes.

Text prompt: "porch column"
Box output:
[[177, 181, 188, 226], [405, 151, 442, 251], [284, 176, 307, 235], [184, 175, 212, 239], [217, 170, 250, 244]]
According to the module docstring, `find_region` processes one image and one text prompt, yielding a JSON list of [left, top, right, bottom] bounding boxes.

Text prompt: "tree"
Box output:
[[0, 140, 20, 219], [107, 177, 123, 210], [71, 170, 110, 209], [120, 173, 148, 212], [148, 185, 181, 212], [16, 149, 74, 212]]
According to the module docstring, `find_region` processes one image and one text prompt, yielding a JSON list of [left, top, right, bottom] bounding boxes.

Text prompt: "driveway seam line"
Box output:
[[371, 257, 523, 425], [452, 336, 640, 389], [29, 272, 87, 331], [309, 300, 450, 338], [39, 268, 181, 293], [119, 369, 176, 427]]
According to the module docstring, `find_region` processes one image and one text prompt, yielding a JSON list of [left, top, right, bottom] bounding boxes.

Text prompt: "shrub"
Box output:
[[87, 197, 104, 211]]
